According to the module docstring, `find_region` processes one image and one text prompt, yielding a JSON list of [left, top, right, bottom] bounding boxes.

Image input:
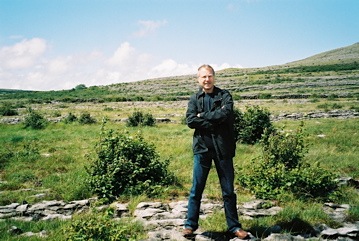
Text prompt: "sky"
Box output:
[[0, 0, 358, 91]]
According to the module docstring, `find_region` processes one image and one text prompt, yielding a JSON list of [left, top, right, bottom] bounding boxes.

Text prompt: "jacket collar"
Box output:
[[196, 86, 220, 98]]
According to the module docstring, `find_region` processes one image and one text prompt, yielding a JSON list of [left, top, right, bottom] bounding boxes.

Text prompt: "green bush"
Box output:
[[260, 127, 306, 169], [63, 112, 78, 123], [331, 103, 343, 109], [86, 128, 176, 202], [350, 105, 359, 112], [317, 103, 343, 112], [0, 104, 18, 116], [78, 112, 96, 124], [24, 108, 48, 129], [238, 123, 338, 200], [126, 110, 156, 127], [74, 84, 87, 90], [234, 105, 274, 144], [52, 110, 62, 117], [286, 163, 339, 199], [64, 209, 144, 241]]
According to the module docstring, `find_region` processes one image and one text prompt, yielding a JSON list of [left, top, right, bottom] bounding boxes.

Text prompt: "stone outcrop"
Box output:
[[1, 109, 358, 125], [1, 197, 358, 240], [0, 199, 92, 221], [272, 109, 359, 121]]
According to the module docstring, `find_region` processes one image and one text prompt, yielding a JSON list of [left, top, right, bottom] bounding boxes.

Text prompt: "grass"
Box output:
[[0, 100, 358, 240], [1, 53, 358, 239], [0, 213, 146, 241], [199, 200, 340, 238], [1, 107, 358, 203], [303, 119, 359, 177], [0, 218, 67, 241]]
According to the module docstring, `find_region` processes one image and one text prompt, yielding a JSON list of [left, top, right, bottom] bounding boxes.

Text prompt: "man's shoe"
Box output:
[[183, 228, 194, 237], [233, 229, 249, 239]]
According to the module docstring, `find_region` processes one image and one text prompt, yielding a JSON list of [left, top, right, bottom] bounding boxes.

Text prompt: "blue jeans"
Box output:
[[184, 151, 241, 233]]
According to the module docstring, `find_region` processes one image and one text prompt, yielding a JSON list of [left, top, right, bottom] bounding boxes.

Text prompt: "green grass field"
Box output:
[[1, 50, 358, 239], [0, 109, 358, 240], [1, 102, 358, 202]]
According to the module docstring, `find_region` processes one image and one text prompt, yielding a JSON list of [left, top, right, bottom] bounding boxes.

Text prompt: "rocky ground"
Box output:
[[1, 101, 358, 240], [1, 193, 358, 240], [1, 108, 358, 125]]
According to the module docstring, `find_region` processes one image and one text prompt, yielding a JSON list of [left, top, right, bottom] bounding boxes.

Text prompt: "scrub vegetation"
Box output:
[[0, 43, 358, 240]]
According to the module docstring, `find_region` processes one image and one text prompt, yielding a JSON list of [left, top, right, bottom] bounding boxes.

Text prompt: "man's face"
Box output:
[[197, 67, 215, 93]]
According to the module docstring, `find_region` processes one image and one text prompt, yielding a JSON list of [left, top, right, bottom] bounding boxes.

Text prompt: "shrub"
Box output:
[[126, 110, 156, 127], [63, 112, 78, 123], [0, 104, 18, 116], [331, 103, 343, 109], [74, 84, 87, 90], [327, 94, 338, 100], [317, 103, 343, 112], [350, 105, 359, 112], [238, 123, 338, 200], [260, 127, 306, 170], [103, 107, 114, 111], [234, 105, 274, 144], [78, 112, 96, 124], [317, 103, 330, 112], [286, 163, 339, 199], [24, 108, 48, 130], [86, 128, 176, 202], [64, 209, 144, 241], [259, 93, 272, 99]]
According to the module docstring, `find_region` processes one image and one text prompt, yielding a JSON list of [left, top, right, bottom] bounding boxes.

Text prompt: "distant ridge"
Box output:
[[0, 43, 358, 94], [285, 42, 359, 66]]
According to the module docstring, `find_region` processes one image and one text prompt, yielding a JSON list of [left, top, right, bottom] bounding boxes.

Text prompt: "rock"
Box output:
[[272, 110, 359, 121], [8, 226, 23, 235], [155, 118, 171, 123], [263, 233, 297, 241], [15, 204, 28, 213], [0, 197, 357, 240], [321, 228, 338, 239], [338, 227, 357, 237], [110, 202, 129, 217], [21, 230, 48, 238]]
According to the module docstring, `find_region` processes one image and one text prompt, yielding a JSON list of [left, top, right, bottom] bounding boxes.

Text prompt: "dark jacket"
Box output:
[[186, 86, 236, 158]]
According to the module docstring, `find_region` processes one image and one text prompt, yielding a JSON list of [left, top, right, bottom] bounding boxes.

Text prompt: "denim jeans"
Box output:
[[184, 151, 241, 233]]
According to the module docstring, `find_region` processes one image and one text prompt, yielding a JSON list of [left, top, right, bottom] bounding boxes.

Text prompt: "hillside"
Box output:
[[0, 42, 358, 103], [106, 42, 359, 101], [286, 42, 359, 66]]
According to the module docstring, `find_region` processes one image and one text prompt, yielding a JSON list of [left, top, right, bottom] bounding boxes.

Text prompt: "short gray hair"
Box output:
[[197, 64, 215, 76]]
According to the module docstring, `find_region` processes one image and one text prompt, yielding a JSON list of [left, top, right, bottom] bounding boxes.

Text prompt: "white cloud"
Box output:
[[148, 60, 243, 79], [107, 42, 135, 66], [47, 57, 71, 74], [0, 38, 47, 69], [0, 38, 243, 91], [133, 20, 167, 37], [149, 59, 196, 78], [215, 62, 243, 70]]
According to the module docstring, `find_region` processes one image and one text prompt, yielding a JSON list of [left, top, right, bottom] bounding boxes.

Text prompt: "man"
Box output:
[[183, 64, 248, 239]]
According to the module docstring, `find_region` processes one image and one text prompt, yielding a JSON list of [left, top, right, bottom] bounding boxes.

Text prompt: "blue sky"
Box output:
[[1, 0, 358, 91]]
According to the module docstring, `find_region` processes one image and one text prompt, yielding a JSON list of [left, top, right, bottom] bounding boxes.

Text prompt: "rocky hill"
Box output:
[[286, 42, 359, 66], [0, 42, 358, 103]]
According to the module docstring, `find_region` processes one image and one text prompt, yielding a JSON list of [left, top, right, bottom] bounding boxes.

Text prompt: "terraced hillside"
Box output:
[[0, 42, 358, 103], [107, 43, 359, 101]]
